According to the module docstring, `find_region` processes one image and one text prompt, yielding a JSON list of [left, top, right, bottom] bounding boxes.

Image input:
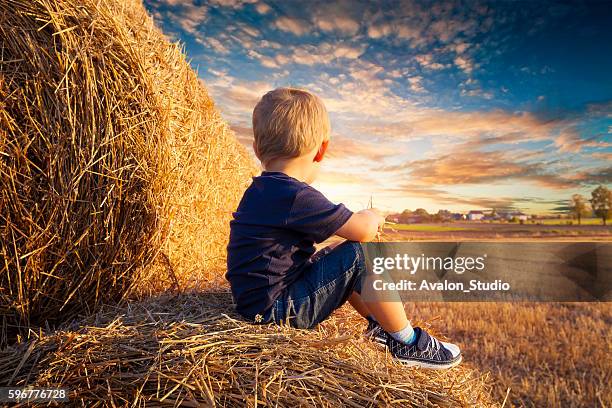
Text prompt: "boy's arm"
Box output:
[[335, 209, 386, 242]]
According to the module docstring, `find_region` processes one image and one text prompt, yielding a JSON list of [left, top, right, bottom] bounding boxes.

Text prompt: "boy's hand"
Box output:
[[365, 208, 386, 240], [336, 208, 386, 242], [367, 208, 387, 229], [359, 209, 386, 237]]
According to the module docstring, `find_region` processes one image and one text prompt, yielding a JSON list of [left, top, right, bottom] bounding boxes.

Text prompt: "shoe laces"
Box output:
[[424, 334, 442, 354]]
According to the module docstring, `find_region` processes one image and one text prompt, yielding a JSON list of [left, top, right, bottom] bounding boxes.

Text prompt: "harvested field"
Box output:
[[417, 302, 611, 407], [384, 223, 612, 241]]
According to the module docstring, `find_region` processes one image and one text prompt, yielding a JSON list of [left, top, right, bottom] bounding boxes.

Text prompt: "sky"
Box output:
[[144, 0, 612, 214]]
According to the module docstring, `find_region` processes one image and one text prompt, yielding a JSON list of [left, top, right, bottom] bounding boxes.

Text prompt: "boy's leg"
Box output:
[[276, 242, 461, 367], [348, 292, 372, 319], [357, 256, 462, 368], [278, 240, 413, 337], [363, 298, 409, 333], [349, 290, 410, 333], [273, 241, 366, 328], [357, 255, 414, 338], [312, 241, 412, 333], [325, 242, 411, 331]]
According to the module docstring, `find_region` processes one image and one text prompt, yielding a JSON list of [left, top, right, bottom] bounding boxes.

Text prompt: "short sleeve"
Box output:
[[286, 185, 353, 243]]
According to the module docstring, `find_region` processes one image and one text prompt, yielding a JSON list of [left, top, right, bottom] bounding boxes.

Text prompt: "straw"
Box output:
[[0, 0, 257, 345], [1, 292, 495, 407]]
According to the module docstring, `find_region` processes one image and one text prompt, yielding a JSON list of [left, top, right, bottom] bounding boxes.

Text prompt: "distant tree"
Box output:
[[412, 208, 431, 222], [414, 208, 429, 217], [398, 209, 413, 224], [490, 208, 498, 218], [435, 209, 451, 223], [570, 194, 590, 225], [414, 208, 430, 222], [590, 185, 612, 225]]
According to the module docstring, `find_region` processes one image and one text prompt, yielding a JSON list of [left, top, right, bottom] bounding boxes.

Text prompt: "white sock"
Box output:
[[390, 323, 416, 345]]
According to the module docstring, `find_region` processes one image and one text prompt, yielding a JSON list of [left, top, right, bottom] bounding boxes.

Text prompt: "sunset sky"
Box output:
[[144, 0, 611, 214]]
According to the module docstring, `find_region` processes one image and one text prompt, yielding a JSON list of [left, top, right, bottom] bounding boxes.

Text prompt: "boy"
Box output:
[[226, 88, 461, 369]]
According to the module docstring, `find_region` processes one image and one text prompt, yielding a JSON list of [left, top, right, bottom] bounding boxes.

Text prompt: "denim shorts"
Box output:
[[262, 241, 366, 329]]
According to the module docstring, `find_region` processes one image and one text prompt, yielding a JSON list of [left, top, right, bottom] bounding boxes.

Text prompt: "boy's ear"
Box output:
[[313, 140, 329, 163]]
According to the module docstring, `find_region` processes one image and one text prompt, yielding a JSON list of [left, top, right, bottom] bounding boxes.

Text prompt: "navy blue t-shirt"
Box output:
[[226, 171, 353, 319]]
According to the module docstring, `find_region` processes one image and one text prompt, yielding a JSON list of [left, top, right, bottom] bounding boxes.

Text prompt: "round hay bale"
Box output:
[[0, 0, 256, 344], [0, 293, 496, 407]]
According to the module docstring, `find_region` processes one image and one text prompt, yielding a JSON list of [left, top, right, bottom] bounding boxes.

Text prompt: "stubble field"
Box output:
[[354, 223, 612, 407]]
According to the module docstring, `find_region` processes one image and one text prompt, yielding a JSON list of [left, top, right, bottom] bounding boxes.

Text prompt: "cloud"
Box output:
[[238, 22, 260, 38], [587, 101, 612, 117], [591, 152, 612, 161], [367, 22, 394, 39], [366, 21, 427, 46], [219, 82, 267, 110], [415, 54, 447, 70], [146, 0, 610, 214], [318, 169, 378, 186], [208, 0, 257, 8], [461, 87, 493, 99], [247, 42, 365, 69], [384, 148, 603, 190], [407, 76, 426, 92], [428, 18, 479, 43], [554, 128, 612, 153], [314, 14, 360, 35], [313, 59, 420, 119], [226, 126, 398, 165], [199, 37, 230, 54], [391, 150, 541, 185], [454, 55, 474, 74], [255, 2, 271, 14], [229, 124, 254, 146], [327, 134, 397, 161], [201, 74, 272, 123], [570, 166, 612, 186], [394, 186, 516, 210], [349, 110, 560, 144], [151, 2, 208, 35], [246, 49, 279, 68], [274, 16, 310, 36]]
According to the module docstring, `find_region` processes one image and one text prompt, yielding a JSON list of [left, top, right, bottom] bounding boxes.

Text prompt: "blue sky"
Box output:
[[144, 0, 611, 214]]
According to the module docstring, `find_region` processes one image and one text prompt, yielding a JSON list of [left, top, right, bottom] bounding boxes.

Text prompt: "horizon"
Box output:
[[144, 0, 612, 214]]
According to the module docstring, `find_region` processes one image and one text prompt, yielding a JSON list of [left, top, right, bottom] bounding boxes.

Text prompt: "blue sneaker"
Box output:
[[364, 318, 387, 346], [386, 327, 462, 369]]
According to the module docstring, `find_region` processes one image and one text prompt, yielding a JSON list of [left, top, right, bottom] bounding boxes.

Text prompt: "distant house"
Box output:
[[402, 215, 425, 224], [467, 210, 484, 221], [386, 214, 400, 223], [497, 212, 511, 221], [512, 212, 529, 221], [436, 210, 452, 221]]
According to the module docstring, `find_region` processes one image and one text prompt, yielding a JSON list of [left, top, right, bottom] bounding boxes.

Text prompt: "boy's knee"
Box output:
[[332, 240, 366, 289], [335, 240, 364, 256], [343, 241, 366, 268]]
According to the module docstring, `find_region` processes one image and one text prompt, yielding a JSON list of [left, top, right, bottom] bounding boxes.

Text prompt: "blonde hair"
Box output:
[[252, 87, 330, 165]]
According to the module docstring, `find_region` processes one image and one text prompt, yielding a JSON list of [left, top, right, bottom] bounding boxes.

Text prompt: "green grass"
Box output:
[[388, 224, 470, 232], [535, 218, 608, 226]]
